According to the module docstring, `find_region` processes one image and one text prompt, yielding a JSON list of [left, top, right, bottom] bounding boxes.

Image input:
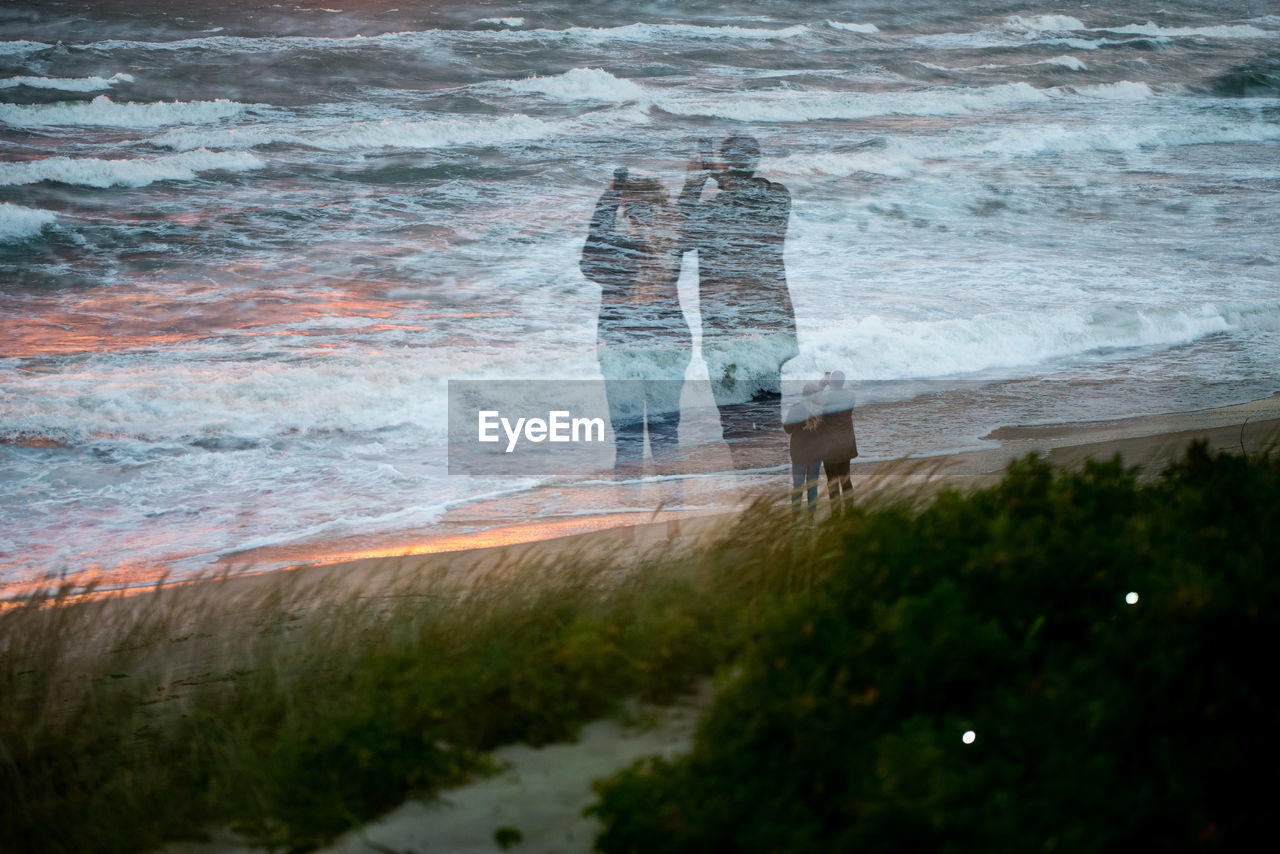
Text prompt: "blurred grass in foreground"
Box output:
[[1, 442, 1277, 853]]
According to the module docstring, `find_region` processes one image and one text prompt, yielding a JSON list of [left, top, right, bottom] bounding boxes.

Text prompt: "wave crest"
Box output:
[[0, 94, 245, 128], [0, 203, 57, 242], [499, 67, 648, 102], [0, 149, 264, 188]]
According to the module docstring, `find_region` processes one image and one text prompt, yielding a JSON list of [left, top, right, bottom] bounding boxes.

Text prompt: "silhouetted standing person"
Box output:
[[679, 134, 798, 469], [818, 370, 858, 513], [784, 382, 824, 520], [581, 169, 691, 474]]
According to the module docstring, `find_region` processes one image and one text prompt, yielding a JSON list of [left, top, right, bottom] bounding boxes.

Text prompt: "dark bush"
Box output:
[[590, 445, 1280, 853]]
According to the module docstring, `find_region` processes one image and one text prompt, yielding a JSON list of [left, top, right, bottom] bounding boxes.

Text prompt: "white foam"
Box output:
[[1041, 55, 1087, 71], [0, 149, 264, 188], [498, 67, 648, 102], [0, 94, 245, 128], [0, 40, 50, 56], [64, 22, 807, 55], [1099, 21, 1274, 39], [1003, 15, 1086, 33], [776, 110, 1280, 180], [802, 303, 1280, 382], [0, 72, 134, 92], [0, 203, 57, 242], [150, 127, 300, 151], [510, 22, 810, 44], [827, 21, 879, 34], [1074, 81, 1155, 100], [308, 113, 554, 151], [660, 81, 1053, 122], [477, 17, 524, 28]]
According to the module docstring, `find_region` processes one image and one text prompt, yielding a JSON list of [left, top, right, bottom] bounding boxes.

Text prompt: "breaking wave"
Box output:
[[0, 203, 57, 242], [0, 94, 246, 128], [0, 149, 265, 188], [0, 72, 134, 92]]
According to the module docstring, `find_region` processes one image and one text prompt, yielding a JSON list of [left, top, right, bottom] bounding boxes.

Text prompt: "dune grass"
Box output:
[[0, 487, 828, 853], [2, 442, 1277, 853]]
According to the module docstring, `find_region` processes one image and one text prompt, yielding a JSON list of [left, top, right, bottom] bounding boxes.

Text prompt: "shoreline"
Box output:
[[6, 392, 1279, 605], [200, 390, 1280, 590]]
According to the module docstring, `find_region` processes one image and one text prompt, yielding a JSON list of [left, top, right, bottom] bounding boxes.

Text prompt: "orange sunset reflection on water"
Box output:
[[0, 280, 511, 359]]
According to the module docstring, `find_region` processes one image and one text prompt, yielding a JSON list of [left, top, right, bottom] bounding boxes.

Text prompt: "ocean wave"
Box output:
[[0, 94, 246, 128], [0, 72, 134, 92], [917, 56, 1088, 72], [826, 21, 879, 34], [804, 302, 1280, 382], [0, 149, 264, 188], [497, 67, 648, 102], [55, 21, 808, 57], [1002, 15, 1086, 33], [0, 40, 51, 56], [1074, 81, 1155, 99], [1041, 56, 1087, 71], [0, 349, 451, 445], [475, 17, 524, 28], [150, 127, 301, 151], [1097, 21, 1275, 39], [307, 113, 554, 150], [659, 81, 1057, 123], [914, 28, 1162, 52], [493, 21, 811, 44], [0, 203, 57, 242], [774, 116, 1280, 178]]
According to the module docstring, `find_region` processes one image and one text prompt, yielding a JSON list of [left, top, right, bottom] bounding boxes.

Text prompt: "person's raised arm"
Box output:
[[678, 154, 715, 252], [581, 169, 636, 286]]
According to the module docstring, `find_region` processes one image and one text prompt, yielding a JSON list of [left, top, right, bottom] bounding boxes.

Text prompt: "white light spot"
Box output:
[[962, 730, 976, 745], [1126, 591, 1139, 605]]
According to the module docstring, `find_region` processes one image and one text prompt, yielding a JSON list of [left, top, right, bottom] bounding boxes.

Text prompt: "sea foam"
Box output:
[[0, 203, 57, 242], [0, 95, 245, 128], [827, 22, 880, 34], [0, 40, 50, 56], [1003, 15, 1087, 33], [0, 72, 134, 92], [804, 302, 1280, 382], [1041, 56, 1087, 71], [498, 67, 648, 102], [661, 81, 1054, 122], [0, 149, 264, 188], [308, 113, 554, 150], [1099, 21, 1274, 39]]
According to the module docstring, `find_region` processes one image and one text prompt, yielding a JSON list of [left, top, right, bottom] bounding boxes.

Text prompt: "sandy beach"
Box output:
[[198, 391, 1280, 594], [130, 394, 1280, 854]]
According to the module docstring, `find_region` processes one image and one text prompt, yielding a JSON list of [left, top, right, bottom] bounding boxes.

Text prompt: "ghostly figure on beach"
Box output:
[[581, 169, 691, 474], [679, 134, 798, 469]]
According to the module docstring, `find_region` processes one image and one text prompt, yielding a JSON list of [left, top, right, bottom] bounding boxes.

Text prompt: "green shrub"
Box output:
[[589, 445, 1280, 853]]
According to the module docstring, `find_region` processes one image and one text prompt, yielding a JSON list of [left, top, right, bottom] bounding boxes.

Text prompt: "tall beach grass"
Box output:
[[2, 442, 1278, 852]]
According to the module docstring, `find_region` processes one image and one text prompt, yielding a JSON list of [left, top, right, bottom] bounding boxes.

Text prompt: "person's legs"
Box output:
[[804, 461, 821, 519], [824, 459, 851, 512], [790, 463, 808, 513], [601, 369, 645, 474], [644, 377, 684, 471], [710, 373, 786, 470]]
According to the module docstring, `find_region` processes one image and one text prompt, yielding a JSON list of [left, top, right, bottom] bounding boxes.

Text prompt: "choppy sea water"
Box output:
[[2, 1, 1278, 590]]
